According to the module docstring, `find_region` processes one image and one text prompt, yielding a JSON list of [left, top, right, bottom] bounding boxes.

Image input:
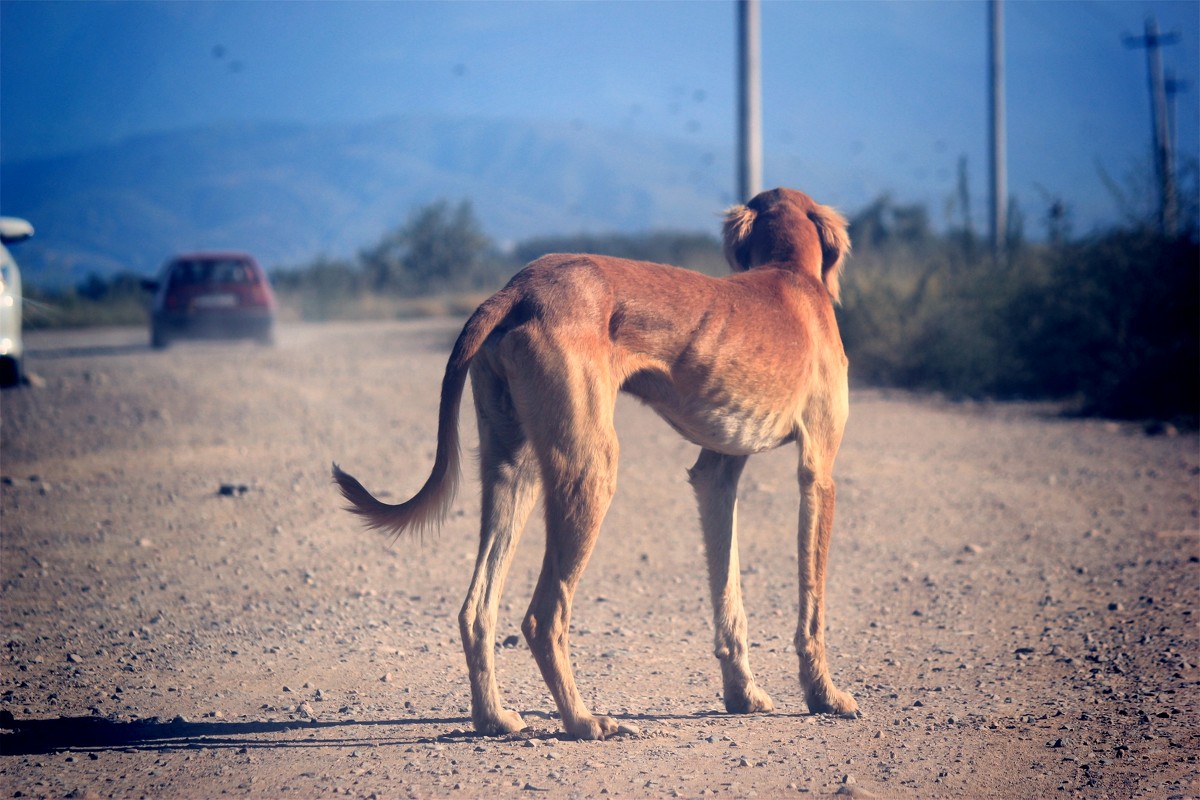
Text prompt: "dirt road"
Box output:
[[2, 319, 1197, 799]]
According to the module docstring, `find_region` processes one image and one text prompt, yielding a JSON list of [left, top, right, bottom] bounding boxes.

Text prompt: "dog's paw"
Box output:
[[474, 708, 527, 736], [806, 687, 859, 718], [564, 713, 620, 741], [725, 682, 775, 714]]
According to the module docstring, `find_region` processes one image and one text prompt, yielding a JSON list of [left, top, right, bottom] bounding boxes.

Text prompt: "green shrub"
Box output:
[[837, 225, 1198, 422]]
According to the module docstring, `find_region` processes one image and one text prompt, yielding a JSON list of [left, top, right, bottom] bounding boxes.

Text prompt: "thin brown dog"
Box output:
[[334, 187, 858, 740]]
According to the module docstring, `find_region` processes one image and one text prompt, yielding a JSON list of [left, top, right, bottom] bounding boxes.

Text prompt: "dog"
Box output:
[[334, 187, 858, 740]]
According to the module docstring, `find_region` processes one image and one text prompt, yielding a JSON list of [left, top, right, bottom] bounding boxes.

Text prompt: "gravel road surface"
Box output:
[[2, 320, 1197, 798]]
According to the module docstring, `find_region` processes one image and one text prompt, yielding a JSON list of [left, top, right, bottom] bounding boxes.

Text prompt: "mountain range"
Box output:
[[1, 116, 735, 289]]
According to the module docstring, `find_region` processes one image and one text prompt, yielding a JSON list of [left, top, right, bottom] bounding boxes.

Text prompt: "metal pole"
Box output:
[[737, 0, 762, 202], [1125, 16, 1180, 235], [1145, 17, 1177, 235], [988, 0, 1007, 261]]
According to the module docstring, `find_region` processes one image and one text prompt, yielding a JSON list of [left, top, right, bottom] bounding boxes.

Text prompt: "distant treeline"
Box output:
[[267, 200, 730, 320], [24, 195, 1199, 422]]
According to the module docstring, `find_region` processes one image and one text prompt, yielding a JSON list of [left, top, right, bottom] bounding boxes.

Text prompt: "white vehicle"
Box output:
[[0, 217, 33, 388]]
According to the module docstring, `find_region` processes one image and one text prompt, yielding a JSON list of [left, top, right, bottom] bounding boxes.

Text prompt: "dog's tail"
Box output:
[[332, 290, 517, 539]]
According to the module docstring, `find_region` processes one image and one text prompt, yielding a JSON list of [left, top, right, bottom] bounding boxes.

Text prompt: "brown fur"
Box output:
[[333, 187, 858, 740]]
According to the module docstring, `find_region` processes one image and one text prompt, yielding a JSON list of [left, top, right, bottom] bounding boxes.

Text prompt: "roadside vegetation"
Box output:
[[838, 194, 1198, 422], [23, 191, 1197, 422]]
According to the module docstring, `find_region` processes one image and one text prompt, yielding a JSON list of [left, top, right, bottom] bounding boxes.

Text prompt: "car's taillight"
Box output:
[[242, 282, 271, 308]]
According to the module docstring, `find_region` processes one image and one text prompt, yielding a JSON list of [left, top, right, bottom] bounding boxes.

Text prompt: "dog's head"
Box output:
[[722, 188, 850, 304]]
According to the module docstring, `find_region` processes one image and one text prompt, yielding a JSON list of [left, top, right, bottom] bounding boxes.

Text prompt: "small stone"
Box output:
[[66, 653, 83, 664], [502, 635, 520, 648], [615, 722, 641, 736]]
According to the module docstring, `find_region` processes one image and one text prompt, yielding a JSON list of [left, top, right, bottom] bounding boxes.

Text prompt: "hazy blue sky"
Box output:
[[2, 0, 1197, 233]]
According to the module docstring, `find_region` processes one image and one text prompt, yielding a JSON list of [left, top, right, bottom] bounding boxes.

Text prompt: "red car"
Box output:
[[146, 252, 276, 348]]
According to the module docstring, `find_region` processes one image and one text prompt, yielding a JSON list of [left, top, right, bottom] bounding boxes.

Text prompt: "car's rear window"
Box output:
[[167, 259, 256, 287]]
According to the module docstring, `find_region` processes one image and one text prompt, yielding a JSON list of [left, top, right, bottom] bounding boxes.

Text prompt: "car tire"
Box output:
[[0, 356, 22, 389], [151, 324, 170, 350]]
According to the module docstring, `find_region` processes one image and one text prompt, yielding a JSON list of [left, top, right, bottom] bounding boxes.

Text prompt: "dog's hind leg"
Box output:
[[689, 449, 775, 714], [514, 339, 622, 740], [459, 363, 542, 735], [794, 416, 858, 717]]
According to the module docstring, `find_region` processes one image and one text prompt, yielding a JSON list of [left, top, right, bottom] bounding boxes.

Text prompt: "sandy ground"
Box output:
[[1, 318, 1197, 799]]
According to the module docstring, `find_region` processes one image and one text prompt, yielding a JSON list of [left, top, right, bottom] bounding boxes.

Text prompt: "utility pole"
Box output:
[[737, 0, 762, 202], [1164, 69, 1184, 162], [1125, 16, 1179, 235], [988, 0, 1007, 262]]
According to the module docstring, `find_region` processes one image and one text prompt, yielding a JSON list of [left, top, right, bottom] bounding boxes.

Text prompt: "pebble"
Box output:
[[615, 722, 640, 737]]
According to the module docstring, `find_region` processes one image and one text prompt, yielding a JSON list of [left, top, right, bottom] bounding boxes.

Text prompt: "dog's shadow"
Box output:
[[0, 711, 469, 756], [0, 708, 810, 755]]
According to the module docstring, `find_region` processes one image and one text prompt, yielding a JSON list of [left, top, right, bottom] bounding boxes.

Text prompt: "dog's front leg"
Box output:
[[795, 467, 859, 717], [689, 449, 774, 714]]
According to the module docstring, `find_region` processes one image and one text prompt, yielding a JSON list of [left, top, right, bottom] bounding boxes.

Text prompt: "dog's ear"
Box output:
[[808, 204, 851, 305], [722, 204, 757, 272]]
